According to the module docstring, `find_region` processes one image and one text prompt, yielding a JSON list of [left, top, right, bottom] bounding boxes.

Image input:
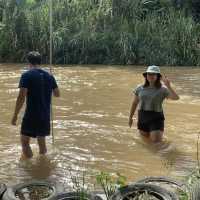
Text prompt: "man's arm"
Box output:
[[11, 88, 27, 125], [53, 88, 60, 97]]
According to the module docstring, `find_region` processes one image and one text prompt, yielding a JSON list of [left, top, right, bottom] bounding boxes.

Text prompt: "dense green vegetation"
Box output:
[[0, 0, 200, 65]]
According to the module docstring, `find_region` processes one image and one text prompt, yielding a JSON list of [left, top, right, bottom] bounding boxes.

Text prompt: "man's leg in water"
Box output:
[[37, 136, 47, 155], [21, 135, 33, 158]]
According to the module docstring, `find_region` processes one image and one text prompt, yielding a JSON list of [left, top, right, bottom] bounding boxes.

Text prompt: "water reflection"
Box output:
[[134, 136, 195, 178], [18, 155, 56, 180]]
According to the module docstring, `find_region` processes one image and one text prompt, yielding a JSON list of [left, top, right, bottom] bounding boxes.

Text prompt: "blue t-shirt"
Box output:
[[19, 68, 58, 121]]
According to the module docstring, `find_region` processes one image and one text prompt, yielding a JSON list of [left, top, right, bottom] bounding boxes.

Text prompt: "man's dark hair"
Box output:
[[27, 51, 41, 65]]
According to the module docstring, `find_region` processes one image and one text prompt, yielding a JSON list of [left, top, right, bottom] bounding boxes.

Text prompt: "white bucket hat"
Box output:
[[143, 65, 161, 77]]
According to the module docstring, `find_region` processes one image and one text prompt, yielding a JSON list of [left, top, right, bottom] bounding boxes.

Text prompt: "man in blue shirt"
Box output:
[[11, 51, 60, 159]]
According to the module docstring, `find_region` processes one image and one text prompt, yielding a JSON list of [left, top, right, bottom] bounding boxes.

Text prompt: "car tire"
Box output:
[[136, 176, 187, 189], [2, 180, 63, 200], [111, 183, 178, 200], [0, 183, 7, 199], [135, 176, 189, 198]]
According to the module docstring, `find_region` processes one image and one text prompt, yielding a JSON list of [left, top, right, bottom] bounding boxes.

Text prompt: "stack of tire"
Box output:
[[2, 181, 63, 200], [1, 181, 106, 200], [111, 176, 189, 200], [1, 177, 200, 200]]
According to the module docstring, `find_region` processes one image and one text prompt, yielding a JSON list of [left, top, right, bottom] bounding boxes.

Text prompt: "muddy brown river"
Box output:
[[0, 64, 199, 187]]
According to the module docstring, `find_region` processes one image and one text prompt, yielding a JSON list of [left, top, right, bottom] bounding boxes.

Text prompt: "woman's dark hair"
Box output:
[[143, 74, 162, 88], [27, 51, 41, 65]]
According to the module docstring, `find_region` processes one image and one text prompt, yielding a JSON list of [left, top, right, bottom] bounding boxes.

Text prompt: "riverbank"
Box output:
[[1, 169, 200, 200]]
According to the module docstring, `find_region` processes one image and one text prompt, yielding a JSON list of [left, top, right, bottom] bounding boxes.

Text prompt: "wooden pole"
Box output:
[[49, 0, 54, 145]]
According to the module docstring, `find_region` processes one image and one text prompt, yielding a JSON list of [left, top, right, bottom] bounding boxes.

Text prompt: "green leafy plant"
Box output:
[[96, 172, 126, 200], [70, 170, 90, 200]]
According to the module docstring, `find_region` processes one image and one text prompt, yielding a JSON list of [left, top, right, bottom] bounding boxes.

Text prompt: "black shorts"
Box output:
[[21, 117, 50, 138], [137, 110, 164, 132]]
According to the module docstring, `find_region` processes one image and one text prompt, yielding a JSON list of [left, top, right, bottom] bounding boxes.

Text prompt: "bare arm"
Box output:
[[11, 88, 27, 125], [166, 85, 179, 100], [53, 87, 60, 97], [129, 94, 139, 128]]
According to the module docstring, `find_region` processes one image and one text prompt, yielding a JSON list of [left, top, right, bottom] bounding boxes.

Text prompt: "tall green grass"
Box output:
[[0, 0, 199, 66]]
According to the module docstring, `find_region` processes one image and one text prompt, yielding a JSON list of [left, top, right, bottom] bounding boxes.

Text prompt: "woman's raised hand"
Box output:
[[162, 74, 171, 88]]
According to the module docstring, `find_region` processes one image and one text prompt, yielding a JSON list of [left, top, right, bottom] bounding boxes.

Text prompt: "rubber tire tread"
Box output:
[[2, 180, 63, 200], [0, 184, 7, 199], [111, 183, 178, 200], [136, 176, 186, 188], [135, 176, 189, 195], [53, 192, 93, 200]]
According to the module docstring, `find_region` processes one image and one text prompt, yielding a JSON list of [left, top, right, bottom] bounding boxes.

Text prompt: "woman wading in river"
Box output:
[[129, 65, 179, 143]]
